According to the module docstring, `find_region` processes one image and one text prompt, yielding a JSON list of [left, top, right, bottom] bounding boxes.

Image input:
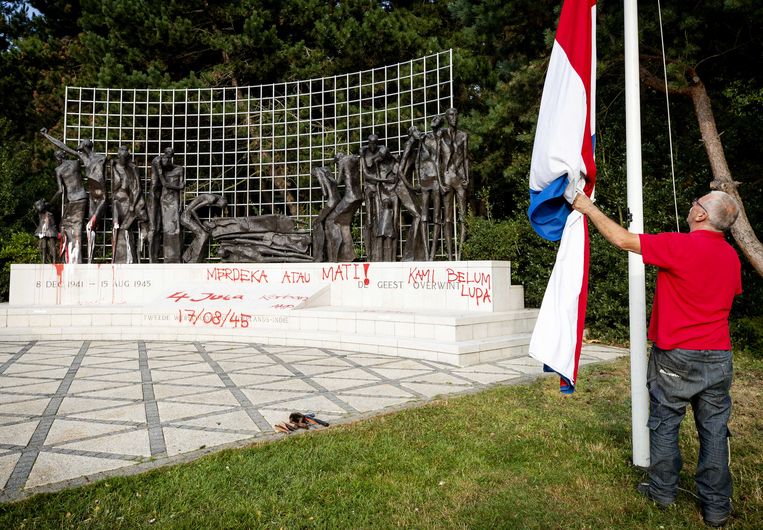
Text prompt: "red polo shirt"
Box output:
[[639, 230, 742, 350]]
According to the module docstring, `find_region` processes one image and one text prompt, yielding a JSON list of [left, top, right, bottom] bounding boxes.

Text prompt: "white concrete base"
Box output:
[[3, 261, 537, 367]]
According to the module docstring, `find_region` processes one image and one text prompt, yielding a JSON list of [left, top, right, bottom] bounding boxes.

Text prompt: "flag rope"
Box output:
[[657, 0, 681, 232]]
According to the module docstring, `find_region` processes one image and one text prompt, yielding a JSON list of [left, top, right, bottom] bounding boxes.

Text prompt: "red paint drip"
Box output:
[[54, 263, 64, 280], [363, 263, 370, 285]]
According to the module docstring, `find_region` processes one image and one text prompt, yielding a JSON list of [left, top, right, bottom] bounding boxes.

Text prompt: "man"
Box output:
[[573, 190, 741, 527]]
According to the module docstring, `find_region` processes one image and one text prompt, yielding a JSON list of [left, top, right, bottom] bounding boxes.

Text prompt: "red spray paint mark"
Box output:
[[54, 263, 64, 280], [363, 263, 370, 285]]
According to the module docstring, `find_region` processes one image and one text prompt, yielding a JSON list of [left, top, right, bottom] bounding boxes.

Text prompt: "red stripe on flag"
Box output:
[[555, 0, 597, 194], [572, 215, 591, 383]]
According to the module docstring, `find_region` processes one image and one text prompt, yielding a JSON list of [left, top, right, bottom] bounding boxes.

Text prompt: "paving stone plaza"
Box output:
[[0, 340, 626, 502]]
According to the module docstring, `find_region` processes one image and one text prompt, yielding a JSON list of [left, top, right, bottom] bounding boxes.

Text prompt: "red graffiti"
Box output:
[[206, 267, 269, 284], [179, 308, 251, 328], [446, 269, 492, 289], [460, 285, 492, 306], [281, 271, 311, 284], [321, 263, 362, 282], [408, 266, 435, 284], [167, 291, 245, 303]]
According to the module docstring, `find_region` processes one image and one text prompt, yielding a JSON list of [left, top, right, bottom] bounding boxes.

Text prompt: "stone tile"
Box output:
[[150, 373, 225, 387], [0, 452, 21, 488], [239, 388, 311, 407], [313, 367, 381, 381], [453, 370, 521, 385], [58, 429, 151, 458], [161, 427, 252, 456], [0, 420, 39, 447], [172, 410, 261, 433], [79, 384, 144, 401], [286, 363, 345, 376], [400, 382, 470, 398], [68, 403, 147, 424], [0, 377, 53, 389], [340, 384, 416, 399], [25, 452, 134, 489], [333, 394, 414, 413], [215, 360, 275, 372], [74, 367, 131, 379], [227, 373, 286, 387], [404, 372, 473, 385], [309, 376, 370, 392], [0, 398, 51, 416], [45, 419, 128, 446], [4, 365, 69, 378], [156, 401, 237, 423], [90, 371, 143, 383], [165, 389, 241, 407], [249, 379, 317, 393], [57, 397, 130, 415], [234, 364, 293, 377], [263, 394, 348, 414], [371, 368, 433, 380], [67, 379, 121, 395], [152, 384, 203, 400]]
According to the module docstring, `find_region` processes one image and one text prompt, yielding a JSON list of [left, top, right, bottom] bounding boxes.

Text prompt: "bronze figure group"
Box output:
[[315, 108, 469, 262], [39, 131, 187, 264], [36, 107, 467, 265]]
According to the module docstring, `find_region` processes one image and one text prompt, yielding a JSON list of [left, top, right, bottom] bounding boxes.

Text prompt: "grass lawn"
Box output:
[[1, 352, 761, 529]]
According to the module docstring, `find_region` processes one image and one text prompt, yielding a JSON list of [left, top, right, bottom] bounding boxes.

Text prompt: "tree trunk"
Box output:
[[641, 66, 763, 276]]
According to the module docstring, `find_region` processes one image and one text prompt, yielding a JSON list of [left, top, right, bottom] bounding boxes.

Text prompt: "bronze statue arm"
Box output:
[[160, 167, 186, 191], [40, 129, 79, 158]]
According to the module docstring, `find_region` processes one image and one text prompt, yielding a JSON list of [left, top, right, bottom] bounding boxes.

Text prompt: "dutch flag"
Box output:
[[528, 0, 597, 393]]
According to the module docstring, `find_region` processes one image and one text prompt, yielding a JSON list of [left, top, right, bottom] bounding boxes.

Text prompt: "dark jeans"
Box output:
[[646, 345, 733, 518]]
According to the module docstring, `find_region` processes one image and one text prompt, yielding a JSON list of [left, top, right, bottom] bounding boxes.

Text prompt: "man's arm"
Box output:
[[572, 193, 641, 254]]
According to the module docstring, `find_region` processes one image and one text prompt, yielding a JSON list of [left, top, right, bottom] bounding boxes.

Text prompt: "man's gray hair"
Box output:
[[705, 191, 740, 231]]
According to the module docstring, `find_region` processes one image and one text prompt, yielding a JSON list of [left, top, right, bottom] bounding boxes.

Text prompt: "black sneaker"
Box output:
[[703, 513, 730, 527], [637, 482, 673, 509], [703, 507, 731, 527]]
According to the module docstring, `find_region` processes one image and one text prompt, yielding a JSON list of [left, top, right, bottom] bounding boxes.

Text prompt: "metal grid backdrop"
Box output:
[[63, 49, 454, 262]]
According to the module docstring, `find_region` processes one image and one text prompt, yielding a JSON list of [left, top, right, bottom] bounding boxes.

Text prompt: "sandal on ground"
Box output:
[[275, 423, 292, 434]]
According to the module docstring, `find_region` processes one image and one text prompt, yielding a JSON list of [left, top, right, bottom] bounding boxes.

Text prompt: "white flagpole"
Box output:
[[624, 0, 650, 468]]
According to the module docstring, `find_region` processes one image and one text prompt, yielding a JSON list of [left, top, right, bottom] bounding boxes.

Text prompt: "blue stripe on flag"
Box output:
[[527, 175, 571, 241]]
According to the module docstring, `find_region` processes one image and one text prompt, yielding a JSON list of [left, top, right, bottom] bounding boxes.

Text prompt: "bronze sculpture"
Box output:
[[34, 199, 57, 264], [439, 108, 469, 260], [311, 165, 340, 262], [111, 146, 147, 263], [180, 193, 227, 263], [150, 147, 185, 263], [325, 152, 363, 262], [39, 131, 107, 263]]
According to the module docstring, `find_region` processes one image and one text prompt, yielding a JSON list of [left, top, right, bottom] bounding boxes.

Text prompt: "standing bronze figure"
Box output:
[[34, 199, 58, 264], [360, 134, 390, 262], [150, 147, 185, 263], [39, 130, 107, 263], [111, 146, 146, 263], [311, 165, 340, 262], [325, 153, 363, 262], [40, 130, 89, 263], [439, 108, 469, 260]]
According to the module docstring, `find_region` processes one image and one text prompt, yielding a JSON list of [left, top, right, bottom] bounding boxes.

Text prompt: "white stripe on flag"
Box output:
[[529, 210, 586, 383], [529, 40, 588, 198]]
